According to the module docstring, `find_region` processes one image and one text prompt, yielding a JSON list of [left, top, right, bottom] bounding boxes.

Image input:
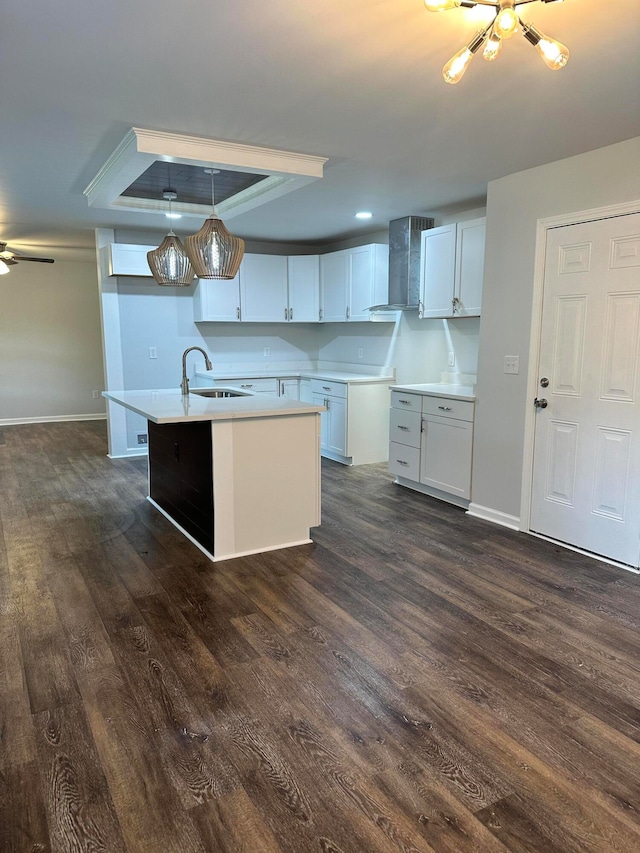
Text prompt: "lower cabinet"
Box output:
[[148, 420, 214, 552], [389, 390, 475, 507], [278, 378, 300, 399]]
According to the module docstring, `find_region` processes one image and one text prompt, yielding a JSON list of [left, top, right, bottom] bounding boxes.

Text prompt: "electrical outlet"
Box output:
[[92, 390, 100, 399], [358, 347, 363, 359], [504, 355, 520, 374], [136, 433, 148, 445], [448, 351, 456, 367], [149, 346, 158, 359], [264, 347, 271, 357]]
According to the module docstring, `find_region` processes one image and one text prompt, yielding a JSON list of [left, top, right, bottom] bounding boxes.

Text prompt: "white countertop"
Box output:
[[195, 369, 394, 384], [389, 383, 476, 402], [103, 389, 325, 424]]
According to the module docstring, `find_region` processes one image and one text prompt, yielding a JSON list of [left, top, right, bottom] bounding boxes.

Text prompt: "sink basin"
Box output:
[[190, 387, 252, 398]]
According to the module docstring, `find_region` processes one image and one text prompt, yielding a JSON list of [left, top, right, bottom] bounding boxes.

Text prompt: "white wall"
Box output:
[[0, 253, 105, 423], [472, 136, 640, 523]]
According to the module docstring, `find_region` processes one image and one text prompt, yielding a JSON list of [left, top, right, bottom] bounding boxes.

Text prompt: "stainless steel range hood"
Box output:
[[369, 215, 434, 311]]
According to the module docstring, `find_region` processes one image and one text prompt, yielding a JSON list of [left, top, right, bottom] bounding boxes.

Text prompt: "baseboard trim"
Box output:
[[466, 503, 521, 531], [107, 451, 148, 459], [0, 413, 107, 427]]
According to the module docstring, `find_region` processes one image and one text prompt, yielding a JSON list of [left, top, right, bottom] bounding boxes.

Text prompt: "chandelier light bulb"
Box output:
[[494, 1, 519, 39], [483, 30, 502, 61], [442, 27, 487, 84], [424, 0, 461, 11], [522, 21, 570, 70]]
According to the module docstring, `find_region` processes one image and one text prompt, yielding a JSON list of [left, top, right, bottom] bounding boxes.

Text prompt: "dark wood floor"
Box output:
[[1, 420, 639, 853]]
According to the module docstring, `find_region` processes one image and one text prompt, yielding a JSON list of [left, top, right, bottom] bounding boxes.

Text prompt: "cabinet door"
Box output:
[[287, 255, 319, 322], [454, 218, 485, 317], [326, 395, 347, 456], [312, 393, 329, 450], [320, 251, 349, 322], [349, 245, 374, 321], [279, 379, 300, 399], [108, 243, 157, 276], [193, 276, 241, 322], [419, 414, 473, 499], [240, 254, 289, 322], [299, 379, 313, 403], [419, 224, 456, 319]]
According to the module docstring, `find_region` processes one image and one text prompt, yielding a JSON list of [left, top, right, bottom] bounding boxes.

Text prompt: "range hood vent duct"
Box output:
[[369, 215, 434, 311]]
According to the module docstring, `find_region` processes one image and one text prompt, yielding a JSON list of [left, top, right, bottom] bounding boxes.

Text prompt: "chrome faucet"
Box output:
[[181, 346, 213, 395]]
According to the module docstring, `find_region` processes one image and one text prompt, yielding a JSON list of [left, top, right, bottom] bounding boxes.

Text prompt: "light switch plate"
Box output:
[[149, 346, 158, 359], [504, 355, 519, 374], [264, 347, 271, 357], [448, 351, 456, 367]]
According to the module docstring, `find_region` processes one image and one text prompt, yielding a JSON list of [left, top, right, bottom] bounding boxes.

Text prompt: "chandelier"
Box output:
[[425, 0, 569, 84], [184, 169, 245, 280], [147, 190, 195, 286]]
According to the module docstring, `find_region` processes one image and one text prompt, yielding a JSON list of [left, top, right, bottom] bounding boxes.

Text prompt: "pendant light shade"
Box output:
[[147, 190, 195, 286], [184, 169, 245, 280]]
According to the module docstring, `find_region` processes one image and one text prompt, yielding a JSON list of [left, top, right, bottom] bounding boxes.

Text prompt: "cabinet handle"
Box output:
[[398, 399, 411, 405], [325, 398, 330, 410], [240, 384, 253, 389], [319, 308, 323, 320], [346, 306, 350, 320], [396, 459, 409, 466], [236, 307, 241, 320], [438, 405, 452, 411], [289, 308, 293, 321], [452, 296, 460, 314], [322, 386, 331, 391], [397, 425, 409, 431], [418, 300, 424, 319], [285, 307, 288, 320]]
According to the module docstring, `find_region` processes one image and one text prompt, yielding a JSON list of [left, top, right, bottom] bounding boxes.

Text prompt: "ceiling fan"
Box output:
[[0, 241, 55, 274]]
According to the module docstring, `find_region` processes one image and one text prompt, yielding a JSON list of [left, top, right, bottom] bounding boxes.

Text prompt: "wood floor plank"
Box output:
[[2, 423, 639, 852]]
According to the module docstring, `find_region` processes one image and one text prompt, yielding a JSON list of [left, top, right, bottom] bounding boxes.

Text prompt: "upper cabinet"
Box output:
[[106, 243, 156, 277], [419, 218, 486, 319], [320, 244, 389, 322], [193, 273, 241, 322], [240, 254, 289, 323], [287, 255, 320, 322], [195, 254, 321, 323]]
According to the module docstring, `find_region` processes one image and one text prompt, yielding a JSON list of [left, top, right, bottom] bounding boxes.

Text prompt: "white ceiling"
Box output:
[[1, 0, 639, 257]]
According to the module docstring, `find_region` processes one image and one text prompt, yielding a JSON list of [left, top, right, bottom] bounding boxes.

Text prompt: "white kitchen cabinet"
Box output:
[[240, 254, 289, 323], [299, 379, 313, 403], [278, 378, 300, 399], [193, 274, 241, 322], [419, 218, 485, 319], [320, 244, 389, 322], [106, 243, 157, 277], [287, 255, 320, 322], [389, 390, 475, 507], [320, 251, 349, 322]]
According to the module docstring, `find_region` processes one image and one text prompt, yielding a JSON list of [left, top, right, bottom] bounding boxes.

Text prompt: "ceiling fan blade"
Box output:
[[12, 255, 55, 263]]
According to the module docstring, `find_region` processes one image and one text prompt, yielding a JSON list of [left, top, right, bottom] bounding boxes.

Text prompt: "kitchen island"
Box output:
[[103, 389, 324, 562]]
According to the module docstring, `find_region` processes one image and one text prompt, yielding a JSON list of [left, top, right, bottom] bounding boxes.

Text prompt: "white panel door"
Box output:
[[530, 213, 640, 569]]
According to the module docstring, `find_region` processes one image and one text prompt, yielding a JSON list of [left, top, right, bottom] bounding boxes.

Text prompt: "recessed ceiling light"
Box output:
[[355, 211, 373, 220]]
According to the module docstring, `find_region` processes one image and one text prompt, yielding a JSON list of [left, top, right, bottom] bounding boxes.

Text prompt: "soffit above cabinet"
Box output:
[[84, 127, 327, 221]]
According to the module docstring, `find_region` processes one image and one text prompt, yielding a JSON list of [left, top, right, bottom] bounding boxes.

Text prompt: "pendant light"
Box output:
[[147, 190, 195, 286], [184, 169, 245, 280]]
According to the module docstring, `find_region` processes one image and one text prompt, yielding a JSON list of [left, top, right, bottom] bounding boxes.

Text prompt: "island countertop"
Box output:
[[103, 389, 325, 424]]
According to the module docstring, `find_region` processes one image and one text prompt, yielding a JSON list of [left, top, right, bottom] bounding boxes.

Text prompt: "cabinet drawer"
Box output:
[[421, 396, 474, 422], [389, 409, 421, 448], [223, 378, 279, 394], [310, 379, 348, 399], [390, 391, 422, 413], [389, 442, 420, 481]]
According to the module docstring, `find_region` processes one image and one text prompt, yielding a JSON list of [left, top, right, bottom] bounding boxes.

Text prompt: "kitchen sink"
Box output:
[[190, 387, 253, 398]]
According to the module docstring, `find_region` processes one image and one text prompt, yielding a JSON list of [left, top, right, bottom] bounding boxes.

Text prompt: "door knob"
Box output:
[[534, 398, 548, 409]]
